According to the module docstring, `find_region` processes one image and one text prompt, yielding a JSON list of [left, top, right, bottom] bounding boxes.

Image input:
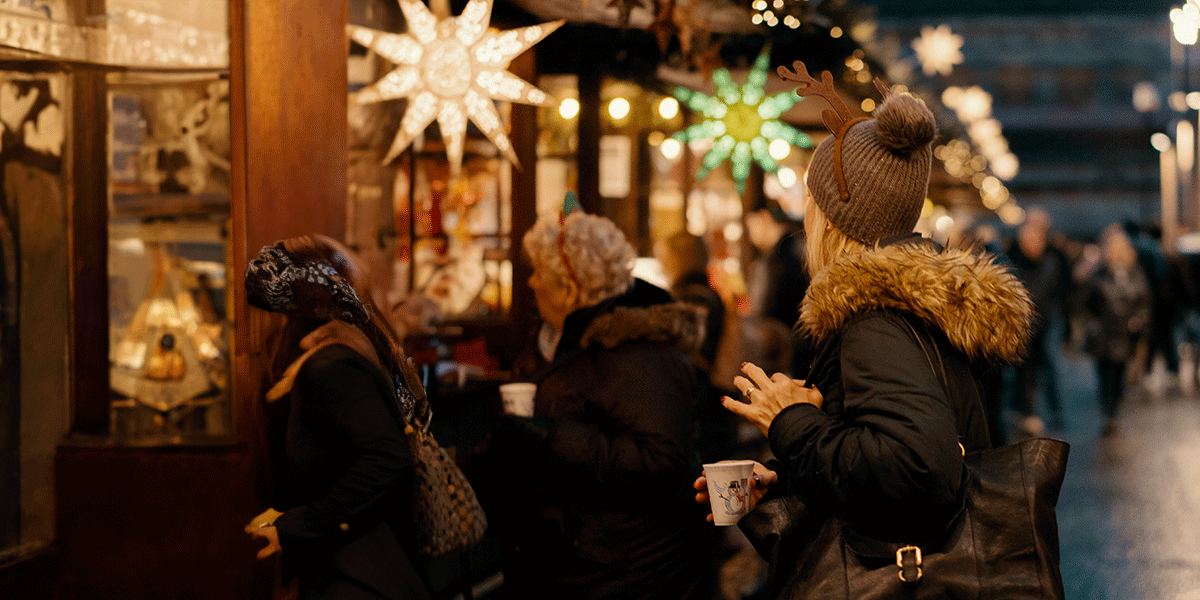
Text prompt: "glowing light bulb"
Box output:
[[660, 138, 682, 160], [608, 97, 630, 120], [559, 97, 579, 119], [1152, 132, 1172, 152], [768, 138, 791, 160], [777, 167, 797, 188], [658, 97, 680, 120]]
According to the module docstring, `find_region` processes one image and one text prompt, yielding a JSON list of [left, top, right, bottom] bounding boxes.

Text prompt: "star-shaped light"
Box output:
[[911, 24, 963, 77], [348, 0, 563, 175], [671, 50, 811, 192]]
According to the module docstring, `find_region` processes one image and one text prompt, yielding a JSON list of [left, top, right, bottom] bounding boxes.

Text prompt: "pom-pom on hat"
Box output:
[[779, 62, 937, 245]]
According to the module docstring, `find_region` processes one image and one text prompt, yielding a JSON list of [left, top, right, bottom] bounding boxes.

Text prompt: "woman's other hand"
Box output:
[[246, 525, 281, 559], [692, 462, 778, 523], [724, 362, 824, 435], [245, 507, 284, 560]]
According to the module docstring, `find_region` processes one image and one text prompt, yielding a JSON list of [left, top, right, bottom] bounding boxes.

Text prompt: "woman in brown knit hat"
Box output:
[[694, 65, 1037, 598]]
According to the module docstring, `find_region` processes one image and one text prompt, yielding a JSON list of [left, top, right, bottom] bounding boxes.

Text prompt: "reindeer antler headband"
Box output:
[[778, 61, 892, 202]]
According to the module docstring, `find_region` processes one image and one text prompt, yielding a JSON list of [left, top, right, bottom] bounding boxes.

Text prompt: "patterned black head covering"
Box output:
[[245, 243, 370, 324], [245, 242, 431, 429]]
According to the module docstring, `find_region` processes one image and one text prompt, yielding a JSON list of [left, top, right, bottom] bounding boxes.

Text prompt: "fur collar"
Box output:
[[799, 242, 1034, 363], [579, 302, 705, 354]]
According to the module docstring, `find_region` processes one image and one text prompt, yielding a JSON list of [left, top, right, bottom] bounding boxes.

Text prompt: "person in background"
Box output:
[[657, 231, 727, 372], [1079, 225, 1152, 438], [656, 230, 736, 466], [694, 69, 1035, 597], [745, 204, 813, 376], [495, 207, 713, 599], [1006, 207, 1071, 436], [1123, 220, 1179, 388], [243, 235, 432, 600]]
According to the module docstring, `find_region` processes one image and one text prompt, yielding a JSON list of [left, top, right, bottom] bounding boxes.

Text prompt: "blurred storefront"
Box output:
[[0, 1, 351, 598]]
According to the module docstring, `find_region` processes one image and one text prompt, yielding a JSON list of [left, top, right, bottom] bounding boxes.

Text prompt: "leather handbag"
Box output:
[[739, 319, 1069, 599], [404, 422, 489, 558], [741, 437, 1069, 599]]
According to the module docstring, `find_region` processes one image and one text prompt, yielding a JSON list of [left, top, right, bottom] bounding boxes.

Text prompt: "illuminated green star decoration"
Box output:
[[672, 50, 811, 192]]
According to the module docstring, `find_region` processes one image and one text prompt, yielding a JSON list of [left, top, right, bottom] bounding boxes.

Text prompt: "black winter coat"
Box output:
[[274, 344, 431, 600], [499, 279, 714, 600], [765, 235, 1033, 554], [1079, 263, 1151, 363]]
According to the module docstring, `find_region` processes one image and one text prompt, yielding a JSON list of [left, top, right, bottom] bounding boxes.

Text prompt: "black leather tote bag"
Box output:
[[740, 317, 1069, 599], [741, 437, 1069, 599]]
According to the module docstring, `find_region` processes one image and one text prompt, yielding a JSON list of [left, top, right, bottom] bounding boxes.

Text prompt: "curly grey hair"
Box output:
[[523, 212, 636, 307]]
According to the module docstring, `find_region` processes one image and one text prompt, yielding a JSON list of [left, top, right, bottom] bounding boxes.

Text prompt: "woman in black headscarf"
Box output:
[[243, 234, 431, 600]]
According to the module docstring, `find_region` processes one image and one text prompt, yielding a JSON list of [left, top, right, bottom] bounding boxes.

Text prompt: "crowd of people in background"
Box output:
[[955, 210, 1200, 442], [722, 200, 1199, 446]]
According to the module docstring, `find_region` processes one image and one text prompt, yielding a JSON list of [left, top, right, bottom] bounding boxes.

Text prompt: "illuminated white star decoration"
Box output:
[[911, 24, 963, 77], [348, 0, 563, 175], [671, 50, 811, 193]]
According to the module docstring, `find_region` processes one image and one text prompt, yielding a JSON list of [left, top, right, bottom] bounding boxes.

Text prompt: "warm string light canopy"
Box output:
[[348, 0, 563, 176], [671, 50, 811, 192]]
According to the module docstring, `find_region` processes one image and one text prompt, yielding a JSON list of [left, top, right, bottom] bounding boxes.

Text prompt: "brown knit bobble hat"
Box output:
[[806, 92, 937, 245]]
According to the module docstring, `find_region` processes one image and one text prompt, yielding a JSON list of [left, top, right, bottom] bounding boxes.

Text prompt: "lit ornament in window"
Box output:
[[348, 0, 563, 176], [911, 24, 963, 77], [671, 49, 811, 192]]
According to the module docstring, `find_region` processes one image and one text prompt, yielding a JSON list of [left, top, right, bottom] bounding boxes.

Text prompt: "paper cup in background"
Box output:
[[703, 461, 757, 526], [499, 382, 537, 417]]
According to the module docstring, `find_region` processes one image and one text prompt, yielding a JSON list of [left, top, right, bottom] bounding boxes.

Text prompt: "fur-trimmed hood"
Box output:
[[580, 302, 705, 353], [798, 239, 1034, 363], [555, 278, 705, 356]]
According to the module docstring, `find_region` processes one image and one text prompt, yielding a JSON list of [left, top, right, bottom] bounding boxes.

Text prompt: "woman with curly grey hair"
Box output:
[[492, 207, 714, 600]]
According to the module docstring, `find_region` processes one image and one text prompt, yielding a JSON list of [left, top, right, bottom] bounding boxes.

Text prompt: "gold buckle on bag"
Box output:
[[896, 545, 923, 583]]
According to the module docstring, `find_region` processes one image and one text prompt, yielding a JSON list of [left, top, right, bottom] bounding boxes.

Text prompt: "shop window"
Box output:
[[536, 74, 580, 217], [0, 69, 70, 566], [996, 64, 1035, 105], [0, 0, 230, 566], [1058, 67, 1095, 107], [107, 75, 233, 443]]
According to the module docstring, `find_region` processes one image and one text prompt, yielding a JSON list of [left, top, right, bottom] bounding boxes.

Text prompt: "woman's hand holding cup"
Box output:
[[692, 461, 777, 524]]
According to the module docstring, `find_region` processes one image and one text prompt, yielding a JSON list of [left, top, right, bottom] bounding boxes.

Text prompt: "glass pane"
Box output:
[[0, 69, 70, 565], [410, 153, 512, 320], [107, 75, 233, 444]]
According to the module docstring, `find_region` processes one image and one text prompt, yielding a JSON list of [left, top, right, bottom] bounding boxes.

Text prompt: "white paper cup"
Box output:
[[703, 461, 757, 526], [499, 382, 537, 417]]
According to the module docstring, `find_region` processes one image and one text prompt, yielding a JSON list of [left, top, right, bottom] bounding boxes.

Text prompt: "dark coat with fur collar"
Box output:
[[500, 279, 713, 600], [770, 235, 1034, 546]]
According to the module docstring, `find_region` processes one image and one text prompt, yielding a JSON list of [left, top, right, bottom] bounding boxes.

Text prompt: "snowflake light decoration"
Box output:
[[348, 0, 563, 175], [671, 50, 811, 192], [911, 24, 963, 77]]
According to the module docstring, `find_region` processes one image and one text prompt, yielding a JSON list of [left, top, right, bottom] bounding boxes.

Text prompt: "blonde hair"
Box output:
[[523, 212, 636, 306], [804, 200, 866, 278]]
